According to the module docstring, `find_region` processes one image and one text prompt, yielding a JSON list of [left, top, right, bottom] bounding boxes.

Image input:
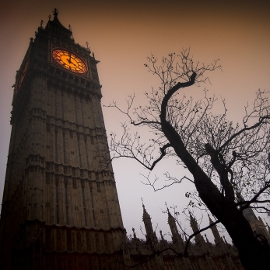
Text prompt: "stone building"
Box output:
[[0, 9, 125, 270], [123, 204, 245, 270], [0, 9, 269, 270], [122, 203, 270, 269]]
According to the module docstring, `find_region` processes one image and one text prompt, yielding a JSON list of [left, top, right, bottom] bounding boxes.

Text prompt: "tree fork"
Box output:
[[160, 71, 270, 270]]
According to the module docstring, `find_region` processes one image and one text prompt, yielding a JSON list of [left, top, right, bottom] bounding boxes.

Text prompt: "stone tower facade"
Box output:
[[0, 9, 125, 270]]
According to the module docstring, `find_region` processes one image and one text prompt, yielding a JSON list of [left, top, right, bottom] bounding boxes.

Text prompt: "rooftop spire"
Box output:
[[189, 212, 199, 232], [141, 203, 157, 244], [45, 8, 72, 39], [132, 227, 137, 239], [189, 212, 205, 246], [167, 207, 184, 246], [208, 214, 223, 245], [53, 8, 59, 18], [142, 202, 151, 221]]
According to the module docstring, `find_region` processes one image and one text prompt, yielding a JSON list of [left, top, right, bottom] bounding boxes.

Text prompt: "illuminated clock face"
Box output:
[[52, 49, 87, 74]]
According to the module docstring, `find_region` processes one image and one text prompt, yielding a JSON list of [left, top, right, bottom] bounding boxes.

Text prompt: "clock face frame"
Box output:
[[52, 49, 88, 74], [17, 58, 29, 90]]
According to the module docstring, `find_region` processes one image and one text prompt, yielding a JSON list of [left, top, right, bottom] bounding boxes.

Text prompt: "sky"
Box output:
[[0, 0, 270, 241]]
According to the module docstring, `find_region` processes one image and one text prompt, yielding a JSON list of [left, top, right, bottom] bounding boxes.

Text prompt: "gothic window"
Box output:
[[86, 232, 91, 251], [97, 183, 101, 193], [46, 173, 50, 184], [56, 229, 62, 250], [55, 175, 59, 186], [65, 206, 69, 225], [95, 233, 100, 252], [40, 205, 43, 220], [104, 234, 109, 252], [81, 179, 85, 188], [45, 228, 51, 250], [73, 179, 77, 189], [56, 204, 59, 224], [77, 231, 83, 251], [67, 230, 72, 251]]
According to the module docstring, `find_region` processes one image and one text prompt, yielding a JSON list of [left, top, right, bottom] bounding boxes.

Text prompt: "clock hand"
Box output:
[[68, 54, 79, 68], [68, 53, 72, 63]]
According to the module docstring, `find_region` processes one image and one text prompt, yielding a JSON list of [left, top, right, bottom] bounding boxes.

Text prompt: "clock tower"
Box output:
[[0, 9, 125, 270]]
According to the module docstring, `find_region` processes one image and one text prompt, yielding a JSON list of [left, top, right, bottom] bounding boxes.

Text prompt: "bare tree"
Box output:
[[106, 49, 270, 270]]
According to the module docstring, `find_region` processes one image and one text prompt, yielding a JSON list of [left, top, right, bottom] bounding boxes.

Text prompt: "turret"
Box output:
[[189, 213, 205, 246], [208, 215, 224, 245], [238, 193, 270, 242], [167, 208, 184, 248], [142, 204, 158, 244]]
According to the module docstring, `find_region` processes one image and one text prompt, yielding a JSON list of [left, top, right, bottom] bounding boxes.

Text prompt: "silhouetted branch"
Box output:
[[107, 49, 270, 268], [184, 220, 220, 257]]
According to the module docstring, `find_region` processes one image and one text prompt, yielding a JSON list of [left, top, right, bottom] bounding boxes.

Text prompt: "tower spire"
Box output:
[[189, 212, 205, 246], [44, 8, 72, 39], [142, 203, 157, 244], [208, 215, 223, 245], [167, 207, 184, 247], [53, 8, 59, 18]]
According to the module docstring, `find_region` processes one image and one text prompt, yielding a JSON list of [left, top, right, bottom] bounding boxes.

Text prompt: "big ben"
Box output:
[[0, 9, 125, 270]]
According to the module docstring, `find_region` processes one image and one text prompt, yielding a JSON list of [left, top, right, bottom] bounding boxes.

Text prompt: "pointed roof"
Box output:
[[160, 230, 165, 240], [132, 227, 137, 239], [167, 207, 176, 228], [167, 207, 174, 221], [267, 223, 270, 235], [45, 8, 72, 38], [142, 203, 151, 221], [208, 214, 214, 224], [189, 212, 199, 231]]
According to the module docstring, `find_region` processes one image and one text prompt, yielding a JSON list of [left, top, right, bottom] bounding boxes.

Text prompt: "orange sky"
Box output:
[[0, 0, 270, 239]]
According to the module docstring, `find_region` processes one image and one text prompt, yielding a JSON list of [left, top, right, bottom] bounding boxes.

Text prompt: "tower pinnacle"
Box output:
[[167, 207, 184, 247], [142, 203, 157, 244], [208, 214, 223, 245], [189, 212, 205, 246], [53, 8, 59, 18]]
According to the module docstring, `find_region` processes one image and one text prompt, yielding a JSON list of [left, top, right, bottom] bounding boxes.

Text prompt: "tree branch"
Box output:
[[184, 219, 220, 257]]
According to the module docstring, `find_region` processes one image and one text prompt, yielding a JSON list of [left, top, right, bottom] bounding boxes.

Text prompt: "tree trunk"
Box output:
[[160, 77, 270, 270], [161, 120, 270, 269], [195, 177, 270, 270]]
